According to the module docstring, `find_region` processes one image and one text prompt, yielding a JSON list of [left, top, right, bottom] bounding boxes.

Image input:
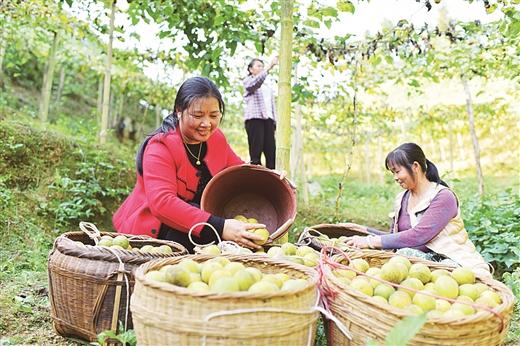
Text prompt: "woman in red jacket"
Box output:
[[113, 77, 264, 252]]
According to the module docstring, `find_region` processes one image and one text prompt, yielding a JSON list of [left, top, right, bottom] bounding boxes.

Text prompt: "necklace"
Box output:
[[184, 142, 202, 166]]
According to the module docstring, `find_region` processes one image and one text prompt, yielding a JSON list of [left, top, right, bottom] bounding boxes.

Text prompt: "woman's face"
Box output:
[[249, 60, 264, 76], [178, 97, 222, 144], [389, 163, 417, 190]]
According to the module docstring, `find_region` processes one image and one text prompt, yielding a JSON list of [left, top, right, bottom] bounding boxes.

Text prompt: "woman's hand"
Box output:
[[222, 219, 264, 249], [345, 235, 381, 249], [340, 222, 368, 233], [267, 56, 279, 71]]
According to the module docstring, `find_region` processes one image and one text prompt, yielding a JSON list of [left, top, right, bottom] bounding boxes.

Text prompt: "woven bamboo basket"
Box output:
[[319, 250, 515, 346], [130, 254, 320, 346], [48, 230, 187, 341], [296, 223, 370, 252]]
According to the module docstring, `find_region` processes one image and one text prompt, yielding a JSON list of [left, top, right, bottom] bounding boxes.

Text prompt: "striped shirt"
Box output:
[[243, 71, 276, 122]]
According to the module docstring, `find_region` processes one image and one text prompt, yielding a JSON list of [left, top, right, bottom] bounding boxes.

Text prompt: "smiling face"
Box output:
[[177, 97, 222, 144], [388, 163, 418, 190], [248, 60, 264, 76]]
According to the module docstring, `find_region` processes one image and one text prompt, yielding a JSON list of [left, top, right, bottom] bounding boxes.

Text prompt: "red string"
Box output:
[[317, 246, 506, 332]]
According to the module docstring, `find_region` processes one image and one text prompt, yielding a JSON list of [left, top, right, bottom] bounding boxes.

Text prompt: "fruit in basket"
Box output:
[[248, 218, 258, 224], [252, 228, 270, 245], [434, 276, 459, 299], [480, 290, 501, 305], [240, 247, 253, 254], [140, 245, 154, 253], [406, 304, 424, 315], [351, 278, 374, 296], [262, 274, 283, 288], [281, 279, 307, 291], [245, 267, 263, 282], [334, 268, 357, 280], [234, 215, 248, 222], [380, 262, 407, 283], [435, 299, 451, 312], [366, 267, 383, 287], [443, 308, 466, 319], [267, 246, 283, 257], [412, 292, 436, 312], [371, 296, 388, 305], [451, 267, 475, 285], [453, 297, 476, 315], [374, 283, 395, 300], [234, 270, 256, 290], [407, 263, 432, 284], [201, 262, 223, 283], [98, 237, 113, 247], [399, 278, 424, 298], [431, 269, 450, 283], [474, 282, 490, 295], [225, 262, 246, 275], [458, 284, 479, 301], [296, 246, 315, 257], [202, 244, 221, 255], [187, 281, 210, 293], [388, 256, 412, 270], [303, 252, 319, 267], [145, 270, 168, 282], [208, 270, 231, 287], [281, 243, 297, 256], [158, 245, 173, 254], [249, 281, 279, 294], [110, 245, 126, 250], [351, 259, 370, 273], [112, 235, 130, 249], [165, 266, 192, 287], [389, 291, 412, 309], [210, 277, 240, 293], [179, 259, 202, 273]]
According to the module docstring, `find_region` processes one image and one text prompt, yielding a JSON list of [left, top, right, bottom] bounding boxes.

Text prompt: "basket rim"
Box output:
[[323, 250, 515, 325], [134, 254, 318, 299]]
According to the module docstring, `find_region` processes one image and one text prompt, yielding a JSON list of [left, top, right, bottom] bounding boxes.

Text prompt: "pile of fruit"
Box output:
[[145, 257, 309, 294], [74, 235, 174, 254], [332, 256, 502, 318]]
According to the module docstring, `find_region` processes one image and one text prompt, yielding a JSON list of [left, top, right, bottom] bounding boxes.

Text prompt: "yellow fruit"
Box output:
[[110, 245, 125, 250], [451, 267, 475, 285], [248, 281, 279, 294], [443, 309, 466, 319], [165, 266, 192, 287], [281, 279, 307, 291], [423, 282, 437, 293], [479, 290, 501, 305], [431, 269, 450, 283], [208, 269, 231, 287], [158, 245, 173, 254], [187, 281, 210, 293], [281, 243, 297, 255], [333, 269, 357, 280], [389, 291, 412, 309], [434, 276, 459, 299], [112, 235, 129, 249], [458, 284, 479, 301], [427, 310, 444, 319], [374, 284, 395, 300], [240, 247, 253, 254], [274, 273, 290, 283], [211, 256, 231, 267], [245, 267, 263, 282], [399, 278, 424, 298], [140, 245, 154, 253], [412, 292, 436, 312], [234, 269, 256, 291], [253, 228, 270, 245], [371, 296, 388, 305], [145, 270, 168, 282], [351, 278, 374, 296], [351, 258, 370, 273], [202, 245, 221, 255], [474, 282, 490, 295], [178, 259, 201, 273], [210, 277, 239, 293], [366, 267, 383, 288], [267, 246, 283, 257], [287, 257, 304, 265], [296, 245, 315, 257], [408, 263, 432, 284], [262, 274, 283, 288], [255, 248, 265, 254], [224, 262, 245, 275], [475, 296, 498, 308], [190, 273, 202, 283], [435, 299, 451, 312], [234, 215, 248, 222], [453, 299, 476, 315], [248, 218, 258, 224], [159, 264, 175, 273], [303, 252, 319, 267], [201, 262, 223, 283], [381, 262, 406, 283], [98, 237, 113, 247], [388, 256, 412, 270]]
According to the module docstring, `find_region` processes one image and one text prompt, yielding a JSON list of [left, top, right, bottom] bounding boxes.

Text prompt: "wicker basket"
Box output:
[[319, 250, 515, 346], [297, 223, 370, 251], [48, 231, 187, 341], [130, 254, 320, 345]]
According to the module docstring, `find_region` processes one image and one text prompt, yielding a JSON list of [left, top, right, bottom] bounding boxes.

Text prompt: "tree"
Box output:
[[99, 0, 116, 144]]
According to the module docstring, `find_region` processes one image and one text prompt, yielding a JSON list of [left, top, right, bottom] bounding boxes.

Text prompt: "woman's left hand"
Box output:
[[346, 236, 370, 249]]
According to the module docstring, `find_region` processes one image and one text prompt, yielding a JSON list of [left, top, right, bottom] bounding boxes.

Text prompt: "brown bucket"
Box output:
[[201, 164, 297, 242]]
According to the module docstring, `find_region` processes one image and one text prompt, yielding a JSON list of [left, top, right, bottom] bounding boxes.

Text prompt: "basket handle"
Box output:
[[79, 221, 102, 245], [269, 217, 295, 242]]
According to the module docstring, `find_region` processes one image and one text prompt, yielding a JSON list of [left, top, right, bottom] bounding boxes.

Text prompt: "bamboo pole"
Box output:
[[99, 0, 116, 144]]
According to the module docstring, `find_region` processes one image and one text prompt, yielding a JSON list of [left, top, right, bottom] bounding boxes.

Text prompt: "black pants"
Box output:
[[245, 118, 276, 169]]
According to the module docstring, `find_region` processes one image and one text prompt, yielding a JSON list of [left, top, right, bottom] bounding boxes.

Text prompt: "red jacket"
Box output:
[[112, 128, 243, 238]]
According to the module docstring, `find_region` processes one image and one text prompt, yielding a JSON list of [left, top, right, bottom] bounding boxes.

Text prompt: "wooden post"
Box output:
[[38, 31, 60, 122]]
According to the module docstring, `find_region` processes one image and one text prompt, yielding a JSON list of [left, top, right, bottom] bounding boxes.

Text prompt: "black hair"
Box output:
[[247, 58, 264, 76], [136, 76, 225, 176], [385, 143, 448, 187]]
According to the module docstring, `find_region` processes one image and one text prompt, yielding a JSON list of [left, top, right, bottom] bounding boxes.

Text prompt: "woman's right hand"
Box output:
[[339, 222, 368, 233], [222, 219, 265, 249], [267, 56, 279, 71]]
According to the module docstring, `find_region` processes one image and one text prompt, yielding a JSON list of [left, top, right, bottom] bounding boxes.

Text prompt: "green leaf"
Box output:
[[303, 19, 321, 29], [321, 6, 338, 18], [337, 0, 355, 14], [385, 314, 427, 346]]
